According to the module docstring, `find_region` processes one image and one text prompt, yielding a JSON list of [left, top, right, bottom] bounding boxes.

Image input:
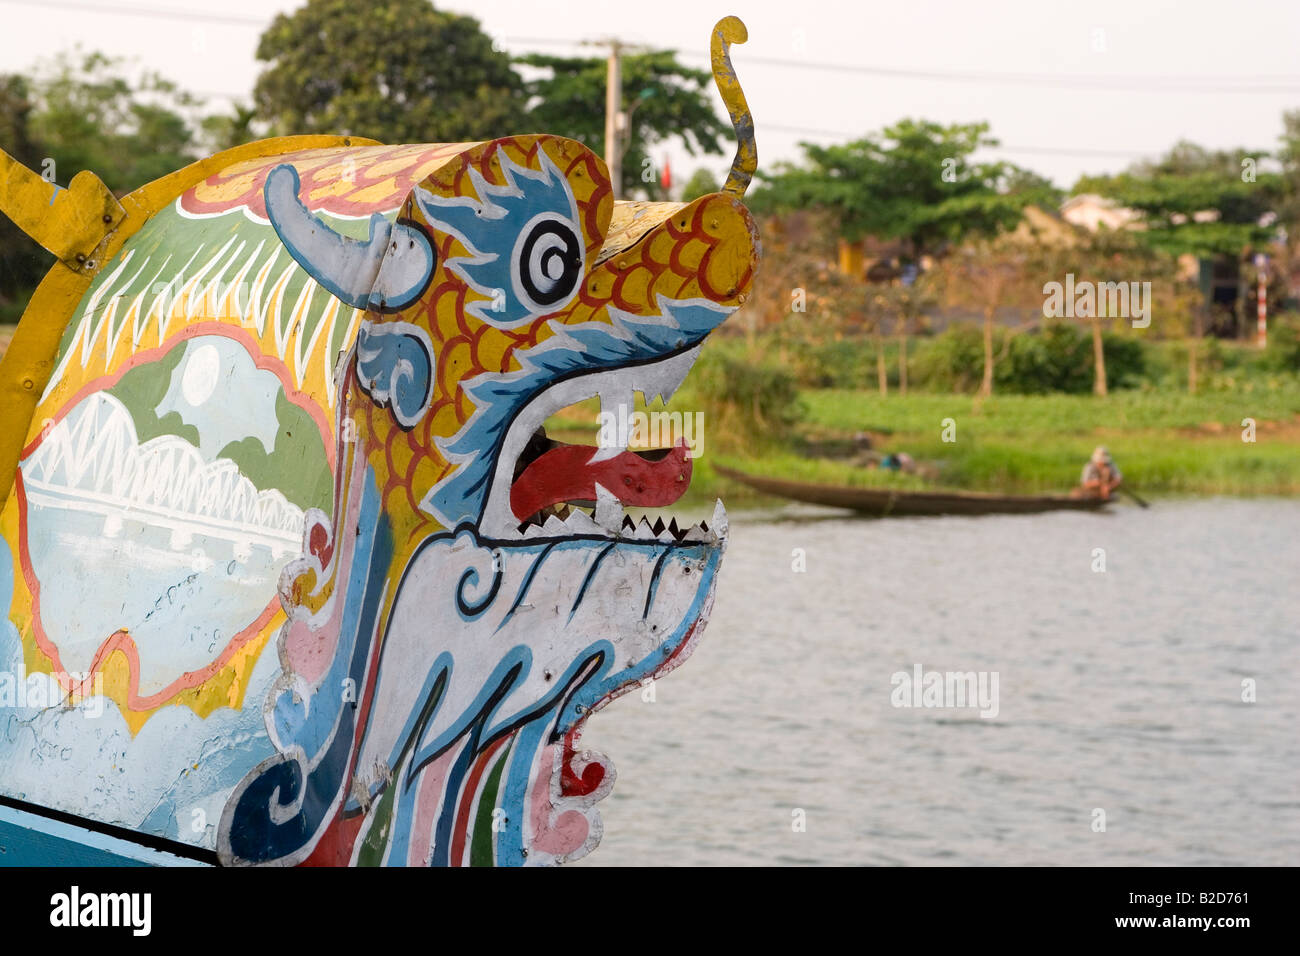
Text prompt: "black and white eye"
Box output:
[[513, 213, 583, 313]]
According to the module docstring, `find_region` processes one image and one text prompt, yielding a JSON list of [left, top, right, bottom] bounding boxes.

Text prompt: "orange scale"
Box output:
[[669, 237, 710, 282], [670, 272, 702, 300], [437, 338, 474, 394], [473, 331, 512, 377], [387, 431, 416, 480], [609, 267, 648, 314], [645, 230, 682, 271]]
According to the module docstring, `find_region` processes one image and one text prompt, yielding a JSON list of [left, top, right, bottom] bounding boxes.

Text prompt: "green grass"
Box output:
[[791, 388, 1300, 495], [800, 387, 1300, 436], [543, 381, 1300, 505]]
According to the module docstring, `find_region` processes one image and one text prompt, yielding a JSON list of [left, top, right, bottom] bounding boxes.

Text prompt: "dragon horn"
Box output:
[[710, 16, 757, 198], [264, 163, 394, 311]]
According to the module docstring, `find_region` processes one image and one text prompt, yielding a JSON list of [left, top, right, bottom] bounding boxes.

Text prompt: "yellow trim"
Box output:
[[0, 154, 124, 268], [0, 134, 380, 510], [710, 17, 756, 198]]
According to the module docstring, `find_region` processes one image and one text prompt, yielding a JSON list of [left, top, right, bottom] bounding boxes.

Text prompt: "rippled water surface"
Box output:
[[580, 498, 1300, 866]]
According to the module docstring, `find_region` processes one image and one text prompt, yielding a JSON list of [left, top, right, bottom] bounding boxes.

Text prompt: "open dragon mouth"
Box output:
[[479, 346, 727, 545]]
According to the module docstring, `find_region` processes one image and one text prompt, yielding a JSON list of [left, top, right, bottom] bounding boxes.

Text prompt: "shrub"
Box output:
[[910, 325, 988, 392], [909, 323, 1147, 394], [1264, 314, 1300, 373], [1001, 323, 1092, 394], [690, 351, 804, 449], [1100, 332, 1147, 389]]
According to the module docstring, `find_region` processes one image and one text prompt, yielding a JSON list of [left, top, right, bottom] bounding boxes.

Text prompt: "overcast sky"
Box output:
[[4, 0, 1300, 189]]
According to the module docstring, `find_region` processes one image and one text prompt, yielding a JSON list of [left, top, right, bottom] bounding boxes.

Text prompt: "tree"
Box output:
[[200, 102, 261, 153], [3, 52, 206, 319], [1074, 142, 1281, 260], [754, 119, 1045, 258], [876, 278, 936, 395], [1274, 110, 1300, 274], [517, 50, 731, 200], [254, 0, 524, 144], [0, 75, 51, 314], [1031, 230, 1146, 396], [1075, 140, 1283, 352], [936, 239, 1041, 397], [28, 49, 202, 195], [681, 167, 720, 201], [863, 287, 892, 395]]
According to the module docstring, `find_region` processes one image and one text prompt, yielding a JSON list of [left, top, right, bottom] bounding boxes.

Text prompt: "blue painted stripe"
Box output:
[[0, 805, 209, 867]]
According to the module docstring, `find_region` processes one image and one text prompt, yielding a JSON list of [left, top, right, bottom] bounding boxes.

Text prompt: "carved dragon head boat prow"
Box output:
[[0, 17, 758, 866]]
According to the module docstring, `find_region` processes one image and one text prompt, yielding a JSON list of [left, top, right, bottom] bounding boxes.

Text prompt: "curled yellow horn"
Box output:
[[710, 16, 756, 198]]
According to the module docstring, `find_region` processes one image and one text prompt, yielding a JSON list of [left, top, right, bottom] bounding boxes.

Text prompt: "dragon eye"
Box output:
[[514, 214, 583, 313]]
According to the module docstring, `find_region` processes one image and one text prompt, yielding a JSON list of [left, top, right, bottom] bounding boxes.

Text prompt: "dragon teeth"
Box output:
[[710, 498, 728, 539], [680, 521, 708, 542], [594, 482, 623, 533], [563, 508, 603, 535]]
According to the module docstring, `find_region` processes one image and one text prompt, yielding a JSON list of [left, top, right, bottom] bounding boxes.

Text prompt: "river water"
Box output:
[[580, 498, 1300, 866]]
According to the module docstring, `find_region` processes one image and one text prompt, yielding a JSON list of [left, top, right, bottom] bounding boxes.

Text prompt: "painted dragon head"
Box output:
[[216, 17, 759, 865]]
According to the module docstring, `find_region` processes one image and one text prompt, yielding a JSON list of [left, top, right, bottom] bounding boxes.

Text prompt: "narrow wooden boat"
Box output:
[[714, 465, 1112, 517]]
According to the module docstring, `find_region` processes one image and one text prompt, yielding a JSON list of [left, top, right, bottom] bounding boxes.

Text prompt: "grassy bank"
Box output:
[[544, 380, 1300, 509], [791, 388, 1300, 494]]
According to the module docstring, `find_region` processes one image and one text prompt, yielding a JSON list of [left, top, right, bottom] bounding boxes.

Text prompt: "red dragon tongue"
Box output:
[[510, 440, 692, 522]]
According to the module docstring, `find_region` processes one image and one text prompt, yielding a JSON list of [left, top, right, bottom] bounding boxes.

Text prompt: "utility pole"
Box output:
[[583, 36, 649, 198], [1255, 252, 1268, 348], [605, 41, 622, 197]]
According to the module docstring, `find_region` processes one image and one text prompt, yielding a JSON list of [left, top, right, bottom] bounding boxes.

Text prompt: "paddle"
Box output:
[[1119, 486, 1151, 509]]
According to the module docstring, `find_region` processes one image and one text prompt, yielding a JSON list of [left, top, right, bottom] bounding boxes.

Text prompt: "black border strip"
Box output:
[[0, 794, 220, 866]]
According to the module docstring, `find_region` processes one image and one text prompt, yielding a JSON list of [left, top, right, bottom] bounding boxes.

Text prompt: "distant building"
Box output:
[[1059, 194, 1140, 232]]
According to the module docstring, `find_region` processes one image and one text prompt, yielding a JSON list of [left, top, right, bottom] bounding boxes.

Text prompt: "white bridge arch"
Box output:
[[22, 392, 305, 557]]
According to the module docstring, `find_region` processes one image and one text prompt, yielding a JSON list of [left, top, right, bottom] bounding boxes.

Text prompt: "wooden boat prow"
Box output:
[[714, 465, 1112, 517]]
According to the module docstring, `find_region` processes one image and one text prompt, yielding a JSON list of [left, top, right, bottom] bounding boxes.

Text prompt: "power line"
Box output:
[[0, 0, 266, 25], [671, 50, 1300, 94], [11, 1, 1300, 94], [762, 124, 1160, 159], [501, 34, 1300, 94]]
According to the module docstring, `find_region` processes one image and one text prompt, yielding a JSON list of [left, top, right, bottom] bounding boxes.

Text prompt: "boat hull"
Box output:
[[714, 466, 1112, 517]]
